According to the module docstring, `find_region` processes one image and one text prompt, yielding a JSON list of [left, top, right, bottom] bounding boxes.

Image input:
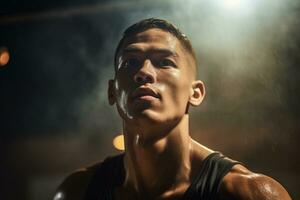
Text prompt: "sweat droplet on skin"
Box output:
[[135, 134, 140, 145], [119, 90, 133, 120], [115, 80, 133, 120], [53, 191, 64, 200]]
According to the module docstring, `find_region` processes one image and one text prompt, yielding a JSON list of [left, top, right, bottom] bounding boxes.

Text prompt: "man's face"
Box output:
[[111, 28, 197, 126]]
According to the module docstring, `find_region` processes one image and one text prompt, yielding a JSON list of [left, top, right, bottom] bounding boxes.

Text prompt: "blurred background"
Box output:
[[0, 0, 299, 199]]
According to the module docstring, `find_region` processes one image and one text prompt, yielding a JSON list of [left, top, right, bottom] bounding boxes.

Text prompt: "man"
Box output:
[[54, 18, 292, 200]]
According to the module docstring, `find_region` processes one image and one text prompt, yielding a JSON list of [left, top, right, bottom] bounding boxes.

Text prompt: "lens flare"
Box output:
[[113, 134, 125, 151], [0, 47, 10, 67]]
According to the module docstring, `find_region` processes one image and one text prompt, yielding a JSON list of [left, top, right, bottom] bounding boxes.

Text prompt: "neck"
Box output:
[[122, 115, 194, 199]]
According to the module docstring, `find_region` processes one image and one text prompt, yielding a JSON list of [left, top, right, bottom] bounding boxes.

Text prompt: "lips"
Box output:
[[131, 87, 160, 101]]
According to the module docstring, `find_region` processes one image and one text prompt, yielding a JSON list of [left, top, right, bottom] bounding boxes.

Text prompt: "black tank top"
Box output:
[[85, 152, 240, 200]]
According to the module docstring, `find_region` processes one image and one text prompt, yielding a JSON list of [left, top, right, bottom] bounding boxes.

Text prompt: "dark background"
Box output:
[[1, 0, 299, 199]]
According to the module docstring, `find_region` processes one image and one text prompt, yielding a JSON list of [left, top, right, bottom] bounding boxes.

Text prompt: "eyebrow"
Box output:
[[122, 47, 179, 57]]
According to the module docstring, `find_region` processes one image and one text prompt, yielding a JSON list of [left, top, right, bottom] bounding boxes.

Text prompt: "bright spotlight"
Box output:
[[218, 0, 254, 16], [223, 0, 241, 9], [113, 134, 125, 151]]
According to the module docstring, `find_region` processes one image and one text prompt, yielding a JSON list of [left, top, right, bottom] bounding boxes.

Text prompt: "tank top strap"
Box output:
[[183, 152, 241, 200], [85, 153, 125, 200]]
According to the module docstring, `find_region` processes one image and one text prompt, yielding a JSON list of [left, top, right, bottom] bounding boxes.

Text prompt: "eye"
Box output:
[[156, 59, 176, 68], [123, 58, 142, 69]]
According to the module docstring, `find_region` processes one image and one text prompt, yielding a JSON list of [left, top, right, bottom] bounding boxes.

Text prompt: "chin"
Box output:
[[118, 104, 184, 127], [124, 109, 159, 123], [131, 110, 182, 131]]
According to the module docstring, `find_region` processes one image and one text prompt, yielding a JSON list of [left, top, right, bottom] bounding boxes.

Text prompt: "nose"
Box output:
[[134, 59, 156, 84]]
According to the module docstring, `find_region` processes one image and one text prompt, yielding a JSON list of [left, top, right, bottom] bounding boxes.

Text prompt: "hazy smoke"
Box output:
[[76, 0, 300, 135], [1, 0, 299, 138]]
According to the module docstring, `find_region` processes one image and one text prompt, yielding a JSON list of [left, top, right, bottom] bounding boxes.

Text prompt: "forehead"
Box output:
[[119, 28, 184, 56]]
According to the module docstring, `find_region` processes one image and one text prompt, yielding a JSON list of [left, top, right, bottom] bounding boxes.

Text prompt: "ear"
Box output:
[[108, 79, 116, 105], [189, 80, 205, 106]]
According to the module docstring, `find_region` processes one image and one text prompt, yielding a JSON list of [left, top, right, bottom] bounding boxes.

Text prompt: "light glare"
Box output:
[[224, 0, 241, 9], [113, 134, 125, 151], [0, 47, 10, 67]]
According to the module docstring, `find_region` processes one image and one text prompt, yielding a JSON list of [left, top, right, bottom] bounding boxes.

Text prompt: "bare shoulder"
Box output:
[[53, 161, 102, 200], [219, 164, 292, 200]]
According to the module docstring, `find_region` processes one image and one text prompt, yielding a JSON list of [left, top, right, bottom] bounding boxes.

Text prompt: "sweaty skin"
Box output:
[[55, 29, 292, 200]]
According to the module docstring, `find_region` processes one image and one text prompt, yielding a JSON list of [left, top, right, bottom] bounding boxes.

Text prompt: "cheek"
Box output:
[[159, 70, 191, 106], [114, 77, 132, 117], [114, 71, 133, 96]]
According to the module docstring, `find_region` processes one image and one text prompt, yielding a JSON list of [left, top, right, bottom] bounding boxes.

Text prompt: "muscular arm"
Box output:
[[219, 165, 292, 200]]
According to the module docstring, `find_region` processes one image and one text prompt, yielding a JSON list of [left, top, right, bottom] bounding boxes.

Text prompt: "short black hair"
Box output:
[[114, 18, 197, 72]]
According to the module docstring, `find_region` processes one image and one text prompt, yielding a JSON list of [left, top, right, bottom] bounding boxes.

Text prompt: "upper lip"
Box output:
[[131, 87, 160, 100]]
